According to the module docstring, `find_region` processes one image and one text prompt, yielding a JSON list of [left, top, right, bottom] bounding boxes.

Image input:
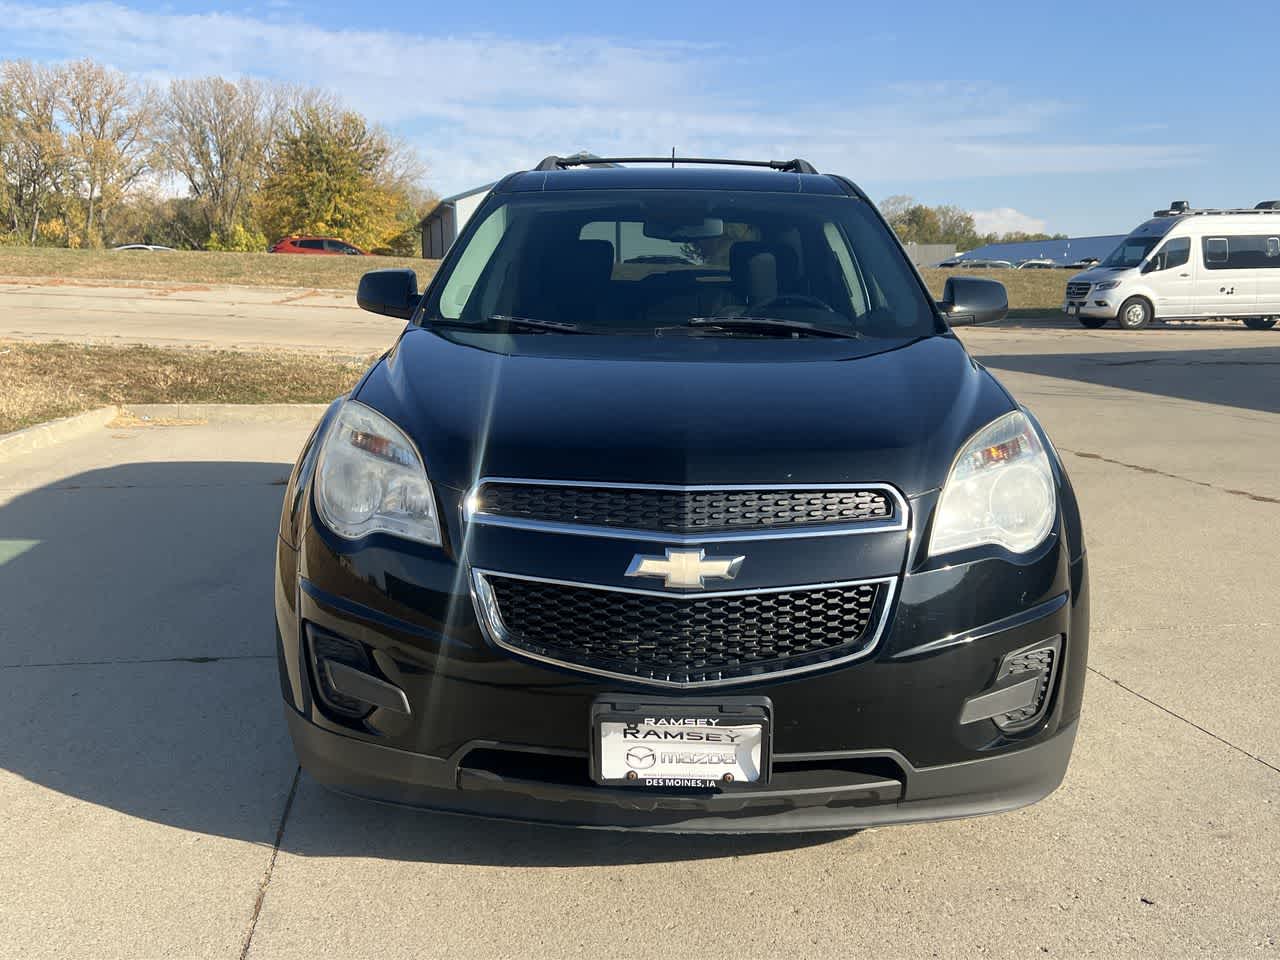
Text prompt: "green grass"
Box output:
[[920, 268, 1065, 318], [0, 246, 441, 291], [0, 340, 374, 434]]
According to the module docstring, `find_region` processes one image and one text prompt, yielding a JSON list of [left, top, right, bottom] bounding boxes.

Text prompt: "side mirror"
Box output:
[[938, 276, 1008, 326], [357, 269, 419, 320], [1141, 257, 1159, 274]]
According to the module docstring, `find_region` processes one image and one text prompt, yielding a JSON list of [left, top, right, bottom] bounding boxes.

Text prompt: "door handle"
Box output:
[[1179, 272, 1190, 277]]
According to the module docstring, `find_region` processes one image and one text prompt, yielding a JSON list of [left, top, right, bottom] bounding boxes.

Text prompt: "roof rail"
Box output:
[[534, 155, 820, 175], [1154, 206, 1280, 218]]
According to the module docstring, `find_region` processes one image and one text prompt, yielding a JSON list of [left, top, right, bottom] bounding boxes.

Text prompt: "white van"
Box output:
[[1063, 201, 1280, 330]]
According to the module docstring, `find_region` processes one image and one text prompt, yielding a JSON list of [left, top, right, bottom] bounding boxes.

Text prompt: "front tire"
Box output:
[[1117, 297, 1152, 330], [1078, 317, 1108, 329], [1243, 317, 1277, 330]]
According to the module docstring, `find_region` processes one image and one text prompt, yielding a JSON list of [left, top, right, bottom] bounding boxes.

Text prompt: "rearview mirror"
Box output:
[[643, 217, 724, 241], [357, 269, 420, 320], [938, 276, 1008, 326]]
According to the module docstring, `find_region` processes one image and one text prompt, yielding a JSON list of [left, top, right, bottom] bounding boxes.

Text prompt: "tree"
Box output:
[[0, 61, 67, 244], [878, 195, 915, 224], [160, 76, 279, 245], [933, 205, 984, 249], [255, 101, 427, 252], [59, 59, 156, 245], [879, 195, 1061, 249]]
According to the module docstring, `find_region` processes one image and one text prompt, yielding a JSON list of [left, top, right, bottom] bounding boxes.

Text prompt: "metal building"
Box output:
[[946, 234, 1126, 267], [419, 153, 622, 258], [902, 242, 957, 267], [419, 183, 496, 259]]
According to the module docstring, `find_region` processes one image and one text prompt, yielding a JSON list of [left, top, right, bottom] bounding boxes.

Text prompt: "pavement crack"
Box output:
[[1064, 449, 1280, 504], [241, 766, 301, 960], [0, 654, 275, 669], [1089, 666, 1280, 777]]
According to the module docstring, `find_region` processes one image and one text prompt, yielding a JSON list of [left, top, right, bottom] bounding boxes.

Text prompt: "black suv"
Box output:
[[275, 156, 1088, 832]]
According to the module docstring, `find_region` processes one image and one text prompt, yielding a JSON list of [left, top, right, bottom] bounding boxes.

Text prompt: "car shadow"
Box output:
[[977, 344, 1280, 415], [0, 460, 846, 866]]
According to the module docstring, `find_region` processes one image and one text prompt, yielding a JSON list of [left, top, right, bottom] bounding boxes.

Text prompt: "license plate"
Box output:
[[591, 695, 771, 789]]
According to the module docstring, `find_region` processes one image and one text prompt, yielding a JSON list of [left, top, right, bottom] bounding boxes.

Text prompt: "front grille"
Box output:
[[476, 483, 895, 534], [1065, 281, 1091, 299], [480, 574, 888, 685]]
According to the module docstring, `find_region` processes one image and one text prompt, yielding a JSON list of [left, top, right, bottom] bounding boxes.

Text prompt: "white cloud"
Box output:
[[0, 2, 1207, 195], [970, 207, 1049, 236]]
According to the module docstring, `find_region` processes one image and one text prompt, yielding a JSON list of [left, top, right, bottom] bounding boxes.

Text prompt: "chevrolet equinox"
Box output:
[[274, 156, 1089, 832]]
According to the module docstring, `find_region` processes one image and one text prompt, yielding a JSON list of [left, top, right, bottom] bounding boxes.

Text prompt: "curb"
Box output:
[[0, 406, 119, 463], [120, 403, 329, 423]]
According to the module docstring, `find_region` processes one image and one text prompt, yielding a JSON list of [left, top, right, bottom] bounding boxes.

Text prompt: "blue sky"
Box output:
[[3, 0, 1277, 236]]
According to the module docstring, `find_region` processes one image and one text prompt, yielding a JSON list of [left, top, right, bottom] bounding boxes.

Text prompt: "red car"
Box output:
[[270, 236, 367, 256]]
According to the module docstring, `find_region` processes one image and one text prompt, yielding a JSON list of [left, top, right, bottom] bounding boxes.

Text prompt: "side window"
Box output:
[[1150, 237, 1190, 271], [1203, 237, 1229, 268], [438, 206, 508, 319], [298, 238, 325, 250], [1203, 234, 1280, 269]]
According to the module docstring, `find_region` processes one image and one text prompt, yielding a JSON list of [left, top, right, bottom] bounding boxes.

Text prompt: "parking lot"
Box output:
[[1, 319, 1277, 958]]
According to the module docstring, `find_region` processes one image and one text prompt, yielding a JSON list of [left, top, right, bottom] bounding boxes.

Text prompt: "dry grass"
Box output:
[[0, 247, 440, 291], [920, 268, 1065, 317], [0, 340, 373, 434], [0, 249, 1065, 313]]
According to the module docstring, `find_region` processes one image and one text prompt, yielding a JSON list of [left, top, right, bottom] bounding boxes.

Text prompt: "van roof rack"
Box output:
[[534, 155, 820, 175], [1153, 199, 1280, 217]]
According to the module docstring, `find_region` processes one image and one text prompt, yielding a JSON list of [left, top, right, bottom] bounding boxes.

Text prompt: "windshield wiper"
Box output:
[[686, 316, 861, 339], [430, 315, 583, 334], [488, 314, 583, 333]]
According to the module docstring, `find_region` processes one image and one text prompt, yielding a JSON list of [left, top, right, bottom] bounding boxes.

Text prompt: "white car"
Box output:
[[1064, 202, 1280, 330], [112, 244, 176, 252]]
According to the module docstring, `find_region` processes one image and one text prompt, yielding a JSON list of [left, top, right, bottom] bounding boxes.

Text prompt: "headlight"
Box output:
[[314, 400, 441, 546], [928, 410, 1056, 557], [1094, 280, 1121, 291]]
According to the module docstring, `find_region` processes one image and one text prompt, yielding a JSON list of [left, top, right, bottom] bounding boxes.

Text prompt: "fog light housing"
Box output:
[[960, 636, 1062, 733], [305, 624, 410, 720]]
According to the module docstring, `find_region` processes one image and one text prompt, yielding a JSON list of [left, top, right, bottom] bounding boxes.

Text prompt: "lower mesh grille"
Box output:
[[994, 643, 1058, 729], [479, 574, 889, 685]]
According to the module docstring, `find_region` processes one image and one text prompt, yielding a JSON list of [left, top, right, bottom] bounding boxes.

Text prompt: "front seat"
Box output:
[[728, 241, 779, 310]]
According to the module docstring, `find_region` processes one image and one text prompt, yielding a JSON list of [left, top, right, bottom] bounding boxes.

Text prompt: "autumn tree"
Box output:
[[255, 101, 427, 252], [0, 61, 67, 243], [160, 76, 280, 246], [59, 59, 156, 245]]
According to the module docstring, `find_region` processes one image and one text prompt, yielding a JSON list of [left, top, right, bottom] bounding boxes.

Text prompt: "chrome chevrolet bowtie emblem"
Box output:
[[625, 548, 745, 590]]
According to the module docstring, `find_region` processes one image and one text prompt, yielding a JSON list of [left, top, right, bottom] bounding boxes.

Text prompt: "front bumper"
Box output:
[[1063, 292, 1119, 318], [287, 704, 1078, 833], [276, 493, 1088, 832]]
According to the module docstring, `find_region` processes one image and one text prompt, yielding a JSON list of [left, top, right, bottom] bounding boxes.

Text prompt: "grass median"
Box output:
[[919, 268, 1065, 318], [0, 340, 373, 434], [0, 247, 440, 291], [0, 249, 1069, 316]]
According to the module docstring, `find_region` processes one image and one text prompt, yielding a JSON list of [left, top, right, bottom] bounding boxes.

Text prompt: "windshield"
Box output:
[[421, 189, 938, 339], [1101, 235, 1160, 269]]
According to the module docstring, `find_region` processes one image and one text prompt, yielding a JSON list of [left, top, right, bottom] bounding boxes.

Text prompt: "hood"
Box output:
[[354, 328, 1016, 499], [1070, 266, 1136, 284]]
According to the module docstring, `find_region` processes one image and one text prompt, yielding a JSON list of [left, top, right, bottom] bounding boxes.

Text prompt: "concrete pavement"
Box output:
[[0, 325, 1277, 958]]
